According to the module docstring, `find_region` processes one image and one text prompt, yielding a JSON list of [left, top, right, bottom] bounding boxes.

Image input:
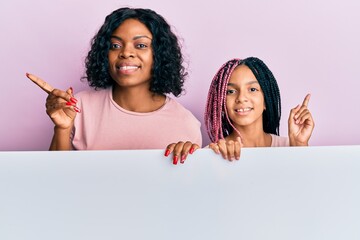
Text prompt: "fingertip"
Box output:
[[180, 154, 186, 164], [189, 147, 194, 154], [173, 155, 178, 165], [164, 149, 170, 157], [74, 106, 81, 113]]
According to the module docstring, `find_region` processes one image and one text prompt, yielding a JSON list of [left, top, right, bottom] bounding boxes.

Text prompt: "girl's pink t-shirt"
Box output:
[[270, 134, 289, 147], [71, 88, 202, 150]]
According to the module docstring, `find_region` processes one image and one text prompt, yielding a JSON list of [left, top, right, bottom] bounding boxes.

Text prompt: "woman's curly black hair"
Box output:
[[83, 7, 187, 96]]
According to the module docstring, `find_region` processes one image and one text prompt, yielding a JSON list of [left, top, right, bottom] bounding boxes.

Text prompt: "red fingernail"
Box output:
[[173, 155, 178, 165], [66, 101, 74, 106], [70, 97, 78, 104], [189, 147, 194, 154], [164, 149, 170, 157], [180, 155, 186, 164], [74, 106, 81, 113]]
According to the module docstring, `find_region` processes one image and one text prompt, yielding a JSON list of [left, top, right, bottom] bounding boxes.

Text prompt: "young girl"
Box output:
[[166, 57, 314, 163], [27, 7, 202, 150]]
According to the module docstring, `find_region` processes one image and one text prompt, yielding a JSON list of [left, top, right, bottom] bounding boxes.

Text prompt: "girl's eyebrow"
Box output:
[[227, 80, 259, 86], [110, 35, 152, 41]]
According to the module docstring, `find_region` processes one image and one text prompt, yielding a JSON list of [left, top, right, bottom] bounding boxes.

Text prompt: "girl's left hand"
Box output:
[[288, 94, 315, 146]]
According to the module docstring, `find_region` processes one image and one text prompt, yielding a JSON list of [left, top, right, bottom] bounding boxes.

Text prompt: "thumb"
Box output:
[[236, 136, 244, 147]]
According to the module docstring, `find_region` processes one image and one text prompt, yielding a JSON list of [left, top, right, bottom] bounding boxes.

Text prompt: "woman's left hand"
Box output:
[[288, 94, 315, 146]]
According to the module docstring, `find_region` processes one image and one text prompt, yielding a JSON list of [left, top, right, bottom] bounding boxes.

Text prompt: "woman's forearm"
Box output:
[[49, 126, 73, 150]]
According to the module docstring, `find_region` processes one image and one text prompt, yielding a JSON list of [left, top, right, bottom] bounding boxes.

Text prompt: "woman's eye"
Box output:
[[110, 43, 121, 49], [136, 43, 147, 49]]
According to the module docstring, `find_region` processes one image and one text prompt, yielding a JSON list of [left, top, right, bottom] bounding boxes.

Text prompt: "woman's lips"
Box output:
[[116, 65, 140, 74]]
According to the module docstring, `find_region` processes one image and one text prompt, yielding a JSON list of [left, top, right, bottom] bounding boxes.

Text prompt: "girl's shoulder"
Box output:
[[270, 134, 289, 147]]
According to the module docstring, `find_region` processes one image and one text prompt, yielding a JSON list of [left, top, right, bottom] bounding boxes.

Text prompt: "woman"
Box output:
[[27, 7, 202, 150]]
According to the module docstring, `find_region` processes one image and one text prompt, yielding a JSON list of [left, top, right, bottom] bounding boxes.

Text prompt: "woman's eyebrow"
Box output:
[[110, 36, 122, 41], [133, 35, 152, 40], [110, 35, 152, 41]]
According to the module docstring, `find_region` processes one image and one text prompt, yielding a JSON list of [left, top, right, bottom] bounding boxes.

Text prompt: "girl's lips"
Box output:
[[234, 107, 253, 115]]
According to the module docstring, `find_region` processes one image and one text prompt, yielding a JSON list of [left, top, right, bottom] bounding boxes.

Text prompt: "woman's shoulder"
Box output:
[[75, 87, 111, 101], [165, 97, 192, 113], [270, 134, 289, 147], [165, 97, 200, 122]]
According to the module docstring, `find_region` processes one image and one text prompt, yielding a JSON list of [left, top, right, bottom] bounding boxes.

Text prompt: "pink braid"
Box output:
[[205, 59, 243, 143]]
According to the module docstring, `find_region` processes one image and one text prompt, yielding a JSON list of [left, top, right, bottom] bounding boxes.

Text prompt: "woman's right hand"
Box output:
[[209, 137, 242, 161], [165, 141, 200, 165], [26, 73, 80, 130]]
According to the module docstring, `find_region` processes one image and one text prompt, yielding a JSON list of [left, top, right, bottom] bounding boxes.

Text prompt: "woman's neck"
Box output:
[[226, 125, 272, 147], [112, 85, 166, 113]]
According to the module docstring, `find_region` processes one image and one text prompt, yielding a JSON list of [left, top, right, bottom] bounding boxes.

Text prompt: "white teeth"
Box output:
[[119, 66, 138, 70], [235, 108, 252, 112]]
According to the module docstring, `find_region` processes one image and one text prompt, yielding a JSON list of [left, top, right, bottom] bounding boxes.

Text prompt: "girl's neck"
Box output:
[[112, 85, 166, 113], [226, 126, 272, 147]]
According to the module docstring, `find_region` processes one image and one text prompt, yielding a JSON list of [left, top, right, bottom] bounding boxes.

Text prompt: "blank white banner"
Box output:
[[1, 146, 360, 240]]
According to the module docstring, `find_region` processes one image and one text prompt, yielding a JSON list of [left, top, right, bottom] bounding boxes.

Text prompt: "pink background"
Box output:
[[1, 0, 359, 150]]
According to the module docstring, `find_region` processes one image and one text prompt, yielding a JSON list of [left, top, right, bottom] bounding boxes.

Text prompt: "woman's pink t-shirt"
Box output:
[[71, 88, 202, 150]]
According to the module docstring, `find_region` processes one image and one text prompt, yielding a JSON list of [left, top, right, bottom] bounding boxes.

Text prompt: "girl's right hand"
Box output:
[[26, 73, 81, 130], [209, 137, 242, 161]]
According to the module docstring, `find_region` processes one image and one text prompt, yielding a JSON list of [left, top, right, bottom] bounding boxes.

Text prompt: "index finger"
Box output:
[[302, 94, 311, 107], [26, 72, 54, 94]]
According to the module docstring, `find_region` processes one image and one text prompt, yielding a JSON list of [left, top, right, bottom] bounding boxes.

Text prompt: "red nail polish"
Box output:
[[66, 101, 73, 106], [70, 97, 77, 104], [74, 106, 81, 113], [164, 149, 170, 157], [189, 147, 194, 154], [173, 155, 178, 165], [180, 155, 186, 164]]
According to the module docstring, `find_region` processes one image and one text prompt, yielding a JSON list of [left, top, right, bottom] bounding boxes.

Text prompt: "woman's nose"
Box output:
[[119, 44, 135, 58]]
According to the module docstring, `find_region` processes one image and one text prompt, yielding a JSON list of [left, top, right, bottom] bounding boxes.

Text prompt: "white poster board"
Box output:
[[1, 146, 360, 240]]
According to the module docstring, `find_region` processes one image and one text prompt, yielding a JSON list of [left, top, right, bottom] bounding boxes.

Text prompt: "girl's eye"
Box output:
[[110, 43, 121, 49], [226, 89, 236, 95], [249, 87, 258, 92]]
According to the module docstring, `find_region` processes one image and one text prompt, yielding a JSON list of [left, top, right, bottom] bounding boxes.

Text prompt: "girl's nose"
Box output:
[[236, 90, 248, 103]]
